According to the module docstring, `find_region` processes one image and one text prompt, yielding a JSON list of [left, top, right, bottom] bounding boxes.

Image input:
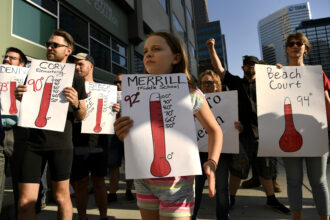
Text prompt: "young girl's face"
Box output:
[[144, 35, 180, 74]]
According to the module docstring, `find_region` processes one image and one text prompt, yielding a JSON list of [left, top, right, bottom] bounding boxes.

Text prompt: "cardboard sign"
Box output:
[[81, 82, 117, 134], [121, 73, 202, 179], [256, 65, 328, 157], [18, 59, 75, 132], [0, 64, 28, 116], [195, 91, 239, 154]]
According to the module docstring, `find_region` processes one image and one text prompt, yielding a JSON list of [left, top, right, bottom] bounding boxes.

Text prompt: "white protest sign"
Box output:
[[18, 59, 75, 132], [256, 65, 328, 157], [122, 73, 202, 179], [81, 82, 117, 134], [195, 91, 239, 154], [0, 65, 28, 116]]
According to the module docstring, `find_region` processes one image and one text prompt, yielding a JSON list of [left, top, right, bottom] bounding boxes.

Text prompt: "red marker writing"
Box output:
[[9, 81, 18, 114], [149, 92, 171, 177], [279, 97, 303, 152], [35, 75, 54, 127], [93, 93, 103, 133]]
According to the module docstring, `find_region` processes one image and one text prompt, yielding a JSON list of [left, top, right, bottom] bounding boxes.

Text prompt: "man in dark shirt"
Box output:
[[15, 29, 87, 219], [206, 38, 290, 215]]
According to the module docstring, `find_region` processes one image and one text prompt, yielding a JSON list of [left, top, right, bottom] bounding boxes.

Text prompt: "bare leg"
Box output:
[[229, 174, 241, 195], [108, 167, 120, 193], [18, 183, 40, 220], [259, 177, 274, 196], [73, 177, 89, 220], [292, 210, 302, 220], [52, 179, 73, 220], [92, 176, 108, 218]]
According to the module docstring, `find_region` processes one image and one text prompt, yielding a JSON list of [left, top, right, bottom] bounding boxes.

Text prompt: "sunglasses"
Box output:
[[2, 55, 19, 60], [114, 80, 122, 84], [201, 81, 215, 86], [45, 41, 68, 49], [287, 41, 304, 48]]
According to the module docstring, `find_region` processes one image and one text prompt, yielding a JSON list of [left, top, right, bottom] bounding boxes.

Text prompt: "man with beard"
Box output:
[[206, 38, 290, 215], [15, 29, 87, 220], [0, 47, 27, 215]]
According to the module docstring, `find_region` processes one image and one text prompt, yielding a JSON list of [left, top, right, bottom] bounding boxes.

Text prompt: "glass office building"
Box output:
[[1, 0, 199, 82], [296, 17, 330, 77], [258, 2, 311, 65]]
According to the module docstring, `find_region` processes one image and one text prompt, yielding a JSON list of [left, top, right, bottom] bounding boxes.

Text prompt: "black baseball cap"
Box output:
[[243, 56, 259, 65]]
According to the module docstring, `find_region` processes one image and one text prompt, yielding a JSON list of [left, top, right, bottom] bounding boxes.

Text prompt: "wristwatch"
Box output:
[[72, 102, 81, 111]]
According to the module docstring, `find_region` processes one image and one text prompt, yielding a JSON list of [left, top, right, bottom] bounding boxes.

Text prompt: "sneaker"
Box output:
[[265, 200, 291, 215], [273, 179, 282, 193], [241, 178, 260, 188], [107, 193, 118, 202], [125, 189, 135, 201]]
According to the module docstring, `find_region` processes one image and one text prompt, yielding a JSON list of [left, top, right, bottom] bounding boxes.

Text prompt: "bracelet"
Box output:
[[204, 158, 218, 171]]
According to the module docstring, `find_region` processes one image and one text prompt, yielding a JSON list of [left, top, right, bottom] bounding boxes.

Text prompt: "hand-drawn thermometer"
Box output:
[[35, 75, 54, 127], [9, 81, 18, 114], [93, 93, 103, 133], [149, 92, 171, 177], [279, 97, 303, 152]]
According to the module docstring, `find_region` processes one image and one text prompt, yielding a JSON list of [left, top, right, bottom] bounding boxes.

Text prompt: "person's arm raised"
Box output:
[[206, 38, 226, 80]]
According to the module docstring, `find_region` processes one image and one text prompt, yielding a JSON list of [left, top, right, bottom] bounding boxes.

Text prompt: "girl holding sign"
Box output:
[[282, 32, 330, 220], [114, 32, 223, 219]]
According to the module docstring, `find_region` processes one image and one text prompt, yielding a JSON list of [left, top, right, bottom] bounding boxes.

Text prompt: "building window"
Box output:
[[111, 39, 127, 71], [90, 39, 111, 71], [172, 13, 185, 37], [29, 0, 57, 15], [13, 0, 56, 45], [157, 0, 167, 13], [134, 53, 144, 74], [189, 42, 195, 58], [186, 8, 193, 25], [59, 6, 89, 49]]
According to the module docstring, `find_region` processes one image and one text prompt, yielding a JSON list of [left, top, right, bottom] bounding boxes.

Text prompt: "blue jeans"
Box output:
[[283, 154, 329, 216], [193, 153, 231, 220]]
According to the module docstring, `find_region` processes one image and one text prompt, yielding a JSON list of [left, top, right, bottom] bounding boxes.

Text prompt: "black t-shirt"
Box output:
[[222, 71, 258, 143], [27, 73, 87, 151]]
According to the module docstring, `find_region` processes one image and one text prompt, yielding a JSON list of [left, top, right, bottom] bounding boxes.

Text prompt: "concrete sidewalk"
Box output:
[[1, 159, 329, 219]]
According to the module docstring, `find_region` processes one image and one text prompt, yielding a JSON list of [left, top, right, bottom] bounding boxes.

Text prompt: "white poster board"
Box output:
[[18, 59, 75, 132], [81, 82, 117, 134], [256, 65, 328, 157], [0, 65, 28, 116], [195, 91, 239, 154], [122, 73, 202, 179]]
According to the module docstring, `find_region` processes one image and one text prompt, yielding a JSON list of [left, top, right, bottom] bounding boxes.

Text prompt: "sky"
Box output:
[[207, 0, 330, 77]]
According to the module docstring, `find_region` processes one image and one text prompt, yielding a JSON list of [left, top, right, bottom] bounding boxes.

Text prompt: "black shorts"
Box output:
[[106, 135, 124, 168], [71, 149, 107, 181], [20, 148, 73, 183]]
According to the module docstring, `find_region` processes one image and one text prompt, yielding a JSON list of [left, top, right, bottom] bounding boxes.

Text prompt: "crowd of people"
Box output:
[[0, 28, 329, 220]]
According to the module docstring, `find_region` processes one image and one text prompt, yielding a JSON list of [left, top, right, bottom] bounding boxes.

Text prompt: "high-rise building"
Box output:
[[258, 2, 311, 65], [196, 21, 228, 73], [1, 0, 199, 81], [296, 17, 330, 77], [192, 0, 228, 74], [192, 0, 209, 26]]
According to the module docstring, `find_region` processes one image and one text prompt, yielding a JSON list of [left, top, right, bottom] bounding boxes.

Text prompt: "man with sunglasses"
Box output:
[[206, 38, 290, 215], [15, 29, 87, 220], [0, 47, 27, 216]]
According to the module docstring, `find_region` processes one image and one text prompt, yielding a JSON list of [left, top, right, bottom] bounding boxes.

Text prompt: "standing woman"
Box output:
[[193, 70, 232, 220], [283, 32, 330, 220]]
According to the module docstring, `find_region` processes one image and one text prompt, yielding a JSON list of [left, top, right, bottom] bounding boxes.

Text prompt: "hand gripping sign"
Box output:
[[81, 82, 117, 134], [121, 73, 201, 179], [18, 59, 75, 132], [255, 65, 328, 157], [0, 64, 29, 116]]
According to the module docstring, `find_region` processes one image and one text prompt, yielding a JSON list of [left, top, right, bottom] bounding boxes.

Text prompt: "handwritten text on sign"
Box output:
[[0, 65, 29, 116], [81, 82, 117, 134], [121, 73, 201, 179], [195, 91, 239, 154], [255, 65, 328, 157], [18, 59, 75, 132]]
